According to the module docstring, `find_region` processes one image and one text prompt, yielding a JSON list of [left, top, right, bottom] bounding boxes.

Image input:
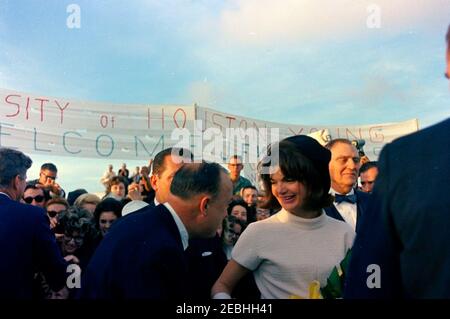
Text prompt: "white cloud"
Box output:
[[218, 0, 450, 45]]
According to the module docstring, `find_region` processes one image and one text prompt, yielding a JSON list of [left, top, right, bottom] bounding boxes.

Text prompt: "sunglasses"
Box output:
[[63, 234, 84, 245], [47, 210, 64, 218], [23, 195, 45, 204]]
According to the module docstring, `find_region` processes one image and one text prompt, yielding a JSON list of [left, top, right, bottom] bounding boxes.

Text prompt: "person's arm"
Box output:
[[211, 259, 250, 299], [33, 209, 68, 292]]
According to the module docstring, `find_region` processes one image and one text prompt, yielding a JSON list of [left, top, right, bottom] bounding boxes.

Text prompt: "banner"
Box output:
[[196, 106, 419, 184], [0, 88, 419, 184], [0, 88, 196, 159]]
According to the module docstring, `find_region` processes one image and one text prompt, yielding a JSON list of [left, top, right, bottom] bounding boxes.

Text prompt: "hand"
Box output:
[[128, 183, 143, 201], [36, 178, 62, 196], [64, 254, 80, 265]]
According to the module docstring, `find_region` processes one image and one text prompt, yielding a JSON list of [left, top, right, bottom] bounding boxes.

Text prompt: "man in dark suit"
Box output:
[[344, 25, 450, 298], [0, 148, 68, 298], [324, 139, 371, 233], [80, 162, 233, 299]]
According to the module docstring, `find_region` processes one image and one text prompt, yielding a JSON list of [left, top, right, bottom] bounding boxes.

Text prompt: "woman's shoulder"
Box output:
[[323, 214, 355, 234]]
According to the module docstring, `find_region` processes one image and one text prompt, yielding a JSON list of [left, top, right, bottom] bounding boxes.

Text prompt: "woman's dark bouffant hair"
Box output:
[[258, 140, 333, 212], [57, 206, 94, 238], [227, 199, 249, 216], [93, 198, 123, 230]]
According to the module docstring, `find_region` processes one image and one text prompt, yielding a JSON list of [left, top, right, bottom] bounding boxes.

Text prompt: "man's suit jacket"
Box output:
[[0, 193, 67, 298], [344, 118, 450, 298], [324, 189, 371, 233], [79, 204, 189, 299]]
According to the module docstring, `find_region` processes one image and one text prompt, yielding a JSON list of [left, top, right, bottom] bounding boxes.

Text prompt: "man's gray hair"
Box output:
[[0, 148, 32, 188]]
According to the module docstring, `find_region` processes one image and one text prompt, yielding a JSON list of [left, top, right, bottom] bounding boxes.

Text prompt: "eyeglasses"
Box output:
[[47, 210, 65, 218], [23, 195, 45, 204], [63, 234, 84, 245]]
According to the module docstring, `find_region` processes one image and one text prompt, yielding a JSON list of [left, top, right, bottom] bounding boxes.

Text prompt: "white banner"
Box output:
[[0, 88, 196, 159], [1, 88, 419, 185], [196, 106, 419, 184]]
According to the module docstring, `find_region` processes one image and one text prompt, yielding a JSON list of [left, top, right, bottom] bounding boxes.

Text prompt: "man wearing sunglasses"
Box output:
[[0, 148, 68, 298], [23, 184, 46, 208]]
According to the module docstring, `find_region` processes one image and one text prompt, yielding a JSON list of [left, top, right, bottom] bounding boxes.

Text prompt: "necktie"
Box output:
[[334, 193, 357, 204]]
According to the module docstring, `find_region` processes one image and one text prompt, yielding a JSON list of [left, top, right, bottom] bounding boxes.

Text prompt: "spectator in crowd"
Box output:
[[104, 176, 127, 201], [241, 186, 258, 207], [28, 163, 65, 199], [93, 198, 123, 239], [324, 139, 371, 232], [23, 183, 47, 208], [118, 163, 129, 181], [67, 188, 88, 206], [228, 155, 252, 196], [241, 185, 258, 223], [35, 207, 95, 299], [212, 135, 355, 299], [130, 166, 140, 183], [359, 161, 378, 193], [45, 197, 69, 231], [345, 24, 450, 299], [100, 164, 116, 190], [0, 148, 68, 298], [228, 199, 249, 226], [220, 214, 260, 299], [255, 207, 271, 221], [73, 193, 101, 216], [80, 162, 232, 299], [221, 215, 245, 260], [58, 207, 95, 267]]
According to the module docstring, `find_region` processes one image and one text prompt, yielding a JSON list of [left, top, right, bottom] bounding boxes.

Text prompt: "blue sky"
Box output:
[[1, 0, 449, 193]]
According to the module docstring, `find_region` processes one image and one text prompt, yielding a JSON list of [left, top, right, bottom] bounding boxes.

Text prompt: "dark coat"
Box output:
[[345, 118, 450, 298], [0, 193, 67, 298], [79, 204, 189, 299]]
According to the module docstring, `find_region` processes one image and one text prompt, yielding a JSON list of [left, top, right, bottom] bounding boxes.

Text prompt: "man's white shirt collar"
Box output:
[[330, 188, 355, 196], [163, 202, 189, 251]]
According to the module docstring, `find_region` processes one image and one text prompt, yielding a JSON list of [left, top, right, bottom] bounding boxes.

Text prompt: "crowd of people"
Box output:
[[0, 25, 449, 300]]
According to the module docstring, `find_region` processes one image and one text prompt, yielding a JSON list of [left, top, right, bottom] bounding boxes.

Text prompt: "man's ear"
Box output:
[[150, 175, 158, 191], [199, 196, 210, 216]]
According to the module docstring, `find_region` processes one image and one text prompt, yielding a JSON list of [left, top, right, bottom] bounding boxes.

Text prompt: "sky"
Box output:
[[1, 0, 449, 194]]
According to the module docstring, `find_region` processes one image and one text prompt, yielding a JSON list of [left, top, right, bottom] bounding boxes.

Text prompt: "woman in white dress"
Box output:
[[211, 135, 355, 299]]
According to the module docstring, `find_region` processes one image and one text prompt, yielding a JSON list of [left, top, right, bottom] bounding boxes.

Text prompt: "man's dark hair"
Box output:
[[24, 182, 45, 194], [152, 147, 193, 176], [0, 148, 32, 188], [360, 161, 378, 175], [170, 162, 226, 200], [241, 185, 257, 192], [325, 138, 353, 150], [41, 163, 57, 173]]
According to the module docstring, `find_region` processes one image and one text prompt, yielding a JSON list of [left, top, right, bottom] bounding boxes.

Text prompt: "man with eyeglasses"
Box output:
[[228, 155, 252, 196], [0, 148, 68, 298], [22, 183, 46, 208], [28, 163, 65, 200]]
